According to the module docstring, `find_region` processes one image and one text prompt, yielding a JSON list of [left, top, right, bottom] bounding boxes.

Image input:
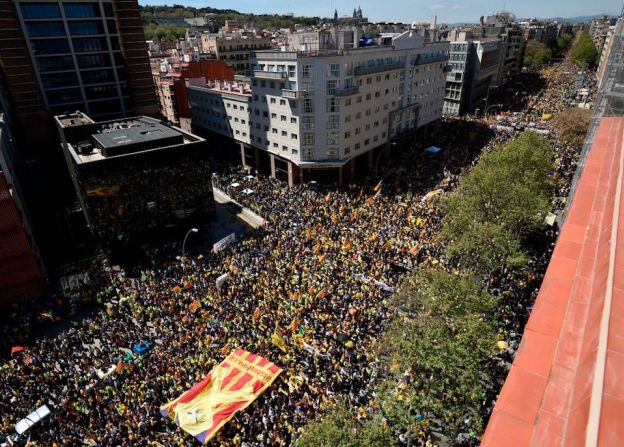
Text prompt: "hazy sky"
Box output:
[[139, 0, 621, 23]]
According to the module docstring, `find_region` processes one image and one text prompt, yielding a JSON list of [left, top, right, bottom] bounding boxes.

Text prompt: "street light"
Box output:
[[182, 228, 199, 257]]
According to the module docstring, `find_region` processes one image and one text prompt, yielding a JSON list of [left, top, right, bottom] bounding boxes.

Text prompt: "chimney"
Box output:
[[430, 15, 437, 41]]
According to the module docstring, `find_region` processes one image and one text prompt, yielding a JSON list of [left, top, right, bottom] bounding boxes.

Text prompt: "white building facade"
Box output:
[[189, 31, 449, 184]]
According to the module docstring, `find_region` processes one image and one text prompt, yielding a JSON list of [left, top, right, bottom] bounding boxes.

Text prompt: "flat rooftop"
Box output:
[[56, 113, 204, 165], [92, 120, 182, 150]]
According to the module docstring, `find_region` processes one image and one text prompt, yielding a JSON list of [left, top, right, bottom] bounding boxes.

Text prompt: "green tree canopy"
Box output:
[[295, 401, 393, 447], [440, 132, 554, 274], [524, 40, 552, 69], [570, 31, 599, 68]]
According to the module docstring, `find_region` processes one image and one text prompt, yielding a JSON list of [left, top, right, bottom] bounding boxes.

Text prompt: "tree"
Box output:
[[295, 401, 393, 447], [570, 31, 599, 68], [553, 108, 592, 149], [440, 132, 554, 275], [524, 40, 552, 69], [378, 270, 498, 438]]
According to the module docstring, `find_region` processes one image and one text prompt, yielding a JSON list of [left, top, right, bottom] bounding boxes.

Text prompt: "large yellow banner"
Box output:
[[160, 348, 282, 444]]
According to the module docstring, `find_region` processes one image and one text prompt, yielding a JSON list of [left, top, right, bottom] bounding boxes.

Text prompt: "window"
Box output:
[[345, 115, 351, 123], [270, 98, 276, 104], [36, 55, 74, 72], [271, 113, 277, 119], [326, 98, 339, 113], [326, 80, 339, 96], [41, 72, 78, 88], [280, 99, 286, 106], [26, 22, 65, 38], [344, 131, 351, 139], [291, 133, 298, 139], [73, 37, 108, 53], [21, 3, 61, 19], [301, 64, 313, 78], [326, 147, 338, 158], [356, 96, 362, 104], [288, 65, 296, 78], [64, 3, 100, 18], [281, 115, 287, 122], [326, 115, 339, 130], [292, 149, 299, 155], [355, 143, 361, 150], [85, 84, 117, 100], [327, 131, 339, 145], [327, 63, 340, 77], [46, 88, 82, 104], [290, 117, 297, 124], [364, 139, 370, 146], [81, 69, 115, 84], [366, 93, 372, 100], [344, 147, 351, 154], [68, 21, 104, 36], [302, 98, 314, 113], [272, 128, 278, 134], [31, 39, 70, 55], [301, 116, 314, 130], [282, 145, 288, 151], [345, 98, 351, 106], [303, 133, 314, 145], [281, 130, 287, 137]]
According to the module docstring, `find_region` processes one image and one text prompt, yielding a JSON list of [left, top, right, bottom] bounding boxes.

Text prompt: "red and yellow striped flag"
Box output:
[[160, 348, 282, 444]]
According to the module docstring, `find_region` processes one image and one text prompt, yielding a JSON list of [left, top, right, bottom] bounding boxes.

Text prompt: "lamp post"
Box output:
[[182, 228, 199, 257]]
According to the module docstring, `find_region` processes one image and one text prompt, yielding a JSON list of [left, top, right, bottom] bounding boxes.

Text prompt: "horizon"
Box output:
[[138, 0, 621, 24]]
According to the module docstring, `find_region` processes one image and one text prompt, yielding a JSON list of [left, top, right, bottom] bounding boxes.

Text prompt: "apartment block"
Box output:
[[444, 32, 502, 115], [189, 29, 449, 184], [200, 34, 273, 75]]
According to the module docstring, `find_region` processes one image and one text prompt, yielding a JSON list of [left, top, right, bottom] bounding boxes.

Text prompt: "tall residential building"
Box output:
[[189, 29, 449, 184], [200, 33, 273, 75], [0, 0, 158, 148], [444, 31, 502, 115], [482, 13, 525, 87], [0, 82, 44, 304]]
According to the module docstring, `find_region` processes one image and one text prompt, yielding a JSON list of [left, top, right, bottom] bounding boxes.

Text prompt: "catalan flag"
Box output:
[[161, 348, 282, 444]]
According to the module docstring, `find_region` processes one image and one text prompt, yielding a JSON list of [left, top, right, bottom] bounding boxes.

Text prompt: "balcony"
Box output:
[[282, 89, 307, 99], [252, 70, 287, 80], [334, 85, 359, 97], [353, 61, 405, 76]]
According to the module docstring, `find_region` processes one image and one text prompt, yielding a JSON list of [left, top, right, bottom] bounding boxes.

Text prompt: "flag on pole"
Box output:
[[160, 348, 282, 444]]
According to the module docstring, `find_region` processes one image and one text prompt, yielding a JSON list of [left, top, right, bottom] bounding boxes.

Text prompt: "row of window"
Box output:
[[36, 52, 123, 72], [21, 2, 113, 19], [31, 36, 119, 55], [25, 19, 116, 38]]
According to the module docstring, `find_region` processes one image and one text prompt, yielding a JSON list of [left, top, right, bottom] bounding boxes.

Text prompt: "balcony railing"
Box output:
[[252, 70, 287, 80], [282, 89, 307, 99], [334, 85, 359, 97], [353, 61, 405, 76]]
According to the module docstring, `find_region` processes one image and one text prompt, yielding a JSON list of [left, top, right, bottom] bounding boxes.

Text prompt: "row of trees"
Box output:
[[570, 31, 600, 68], [143, 23, 186, 42], [523, 32, 573, 69], [296, 132, 555, 446]]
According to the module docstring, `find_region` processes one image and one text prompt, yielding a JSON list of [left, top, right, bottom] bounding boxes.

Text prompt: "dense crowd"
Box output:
[[82, 157, 215, 248], [0, 55, 593, 446]]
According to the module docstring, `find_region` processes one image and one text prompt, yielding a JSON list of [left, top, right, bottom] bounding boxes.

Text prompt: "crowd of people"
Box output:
[[82, 157, 216, 250], [0, 53, 594, 446]]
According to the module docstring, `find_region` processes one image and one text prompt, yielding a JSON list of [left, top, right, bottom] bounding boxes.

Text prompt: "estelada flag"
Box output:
[[160, 348, 282, 444], [11, 346, 26, 354]]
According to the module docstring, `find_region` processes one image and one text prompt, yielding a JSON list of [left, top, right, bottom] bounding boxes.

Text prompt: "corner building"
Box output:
[[189, 30, 449, 184]]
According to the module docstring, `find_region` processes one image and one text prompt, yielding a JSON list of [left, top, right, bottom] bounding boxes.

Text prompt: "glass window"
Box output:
[[68, 21, 104, 36], [81, 69, 115, 84], [46, 88, 82, 104], [25, 22, 65, 38], [31, 39, 70, 55], [73, 37, 108, 52], [106, 19, 117, 34], [41, 72, 78, 88], [89, 99, 122, 116], [85, 84, 118, 100], [36, 55, 74, 72], [64, 3, 101, 18], [109, 36, 120, 51], [20, 3, 60, 19], [103, 2, 114, 17], [77, 53, 110, 69]]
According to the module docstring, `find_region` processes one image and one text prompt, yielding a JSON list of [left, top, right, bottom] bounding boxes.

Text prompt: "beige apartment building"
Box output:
[[201, 34, 273, 75]]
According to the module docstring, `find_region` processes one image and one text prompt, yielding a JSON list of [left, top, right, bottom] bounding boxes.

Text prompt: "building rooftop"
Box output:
[[55, 113, 204, 165], [482, 117, 624, 447]]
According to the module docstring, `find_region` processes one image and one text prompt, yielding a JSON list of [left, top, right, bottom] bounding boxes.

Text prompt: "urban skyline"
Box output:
[[138, 0, 622, 24]]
